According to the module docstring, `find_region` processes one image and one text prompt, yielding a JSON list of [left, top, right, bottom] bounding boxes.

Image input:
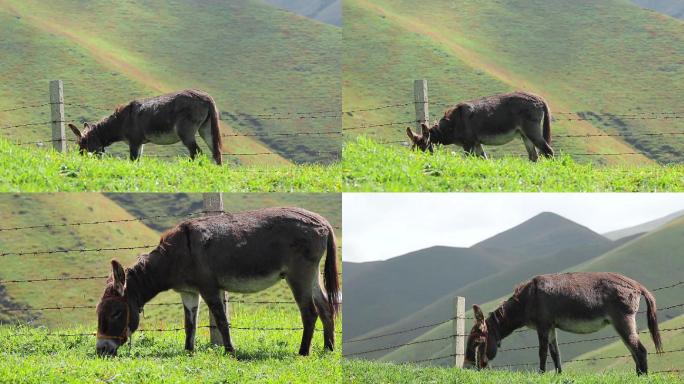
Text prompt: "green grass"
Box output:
[[0, 305, 341, 384], [343, 360, 683, 384], [343, 137, 684, 192], [0, 140, 341, 192]]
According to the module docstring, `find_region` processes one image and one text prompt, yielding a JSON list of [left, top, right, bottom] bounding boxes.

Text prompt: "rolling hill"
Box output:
[[603, 209, 684, 240], [378, 213, 684, 371], [0, 193, 342, 329], [0, 0, 340, 165], [342, 0, 684, 165]]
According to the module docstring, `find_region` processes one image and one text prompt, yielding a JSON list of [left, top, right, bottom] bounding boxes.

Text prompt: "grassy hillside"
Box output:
[[0, 139, 340, 192], [342, 0, 683, 164], [0, 305, 341, 383], [0, 0, 340, 164], [383, 215, 684, 370], [343, 360, 682, 383], [603, 210, 684, 240], [343, 138, 684, 192]]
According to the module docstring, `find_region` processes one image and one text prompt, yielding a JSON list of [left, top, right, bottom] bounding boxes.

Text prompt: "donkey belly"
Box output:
[[555, 316, 610, 334], [477, 126, 519, 145], [218, 271, 284, 294], [146, 130, 182, 145]]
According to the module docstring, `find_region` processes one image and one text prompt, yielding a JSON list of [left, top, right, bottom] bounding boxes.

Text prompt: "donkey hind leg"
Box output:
[[198, 119, 217, 162], [521, 134, 539, 162], [473, 143, 488, 159], [180, 292, 200, 352], [200, 290, 235, 354], [536, 327, 550, 373], [613, 314, 648, 375], [548, 328, 562, 373], [312, 278, 335, 351], [286, 273, 319, 356], [523, 120, 554, 158]]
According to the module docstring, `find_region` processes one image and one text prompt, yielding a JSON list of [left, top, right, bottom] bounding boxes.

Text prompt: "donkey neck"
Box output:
[[487, 299, 525, 341], [428, 124, 447, 145], [90, 110, 127, 146], [124, 251, 172, 310]]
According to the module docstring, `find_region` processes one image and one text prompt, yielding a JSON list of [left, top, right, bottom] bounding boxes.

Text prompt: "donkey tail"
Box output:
[[542, 100, 551, 144], [324, 224, 341, 316], [208, 97, 223, 165], [642, 287, 663, 353]]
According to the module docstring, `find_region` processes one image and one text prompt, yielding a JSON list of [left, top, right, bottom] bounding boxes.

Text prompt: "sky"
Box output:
[[343, 193, 684, 263]]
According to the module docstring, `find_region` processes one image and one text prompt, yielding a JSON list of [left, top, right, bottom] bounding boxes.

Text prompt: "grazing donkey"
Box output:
[[95, 207, 340, 357], [68, 89, 223, 164], [406, 92, 554, 161], [465, 272, 662, 375]]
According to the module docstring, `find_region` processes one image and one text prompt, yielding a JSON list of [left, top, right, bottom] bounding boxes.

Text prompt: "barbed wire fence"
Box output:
[[341, 79, 683, 161], [2, 80, 684, 162], [342, 280, 684, 375], [0, 194, 343, 346], [0, 80, 343, 163]]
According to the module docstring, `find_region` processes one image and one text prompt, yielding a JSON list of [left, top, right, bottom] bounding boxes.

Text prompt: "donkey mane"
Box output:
[[488, 280, 531, 340], [84, 103, 132, 146]]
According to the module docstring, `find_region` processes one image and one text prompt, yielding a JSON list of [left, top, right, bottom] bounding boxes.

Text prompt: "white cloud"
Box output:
[[342, 193, 684, 263]]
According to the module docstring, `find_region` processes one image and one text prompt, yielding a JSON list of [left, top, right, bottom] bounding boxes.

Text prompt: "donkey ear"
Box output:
[[421, 123, 430, 139], [473, 305, 485, 323], [111, 259, 126, 295], [406, 127, 417, 141], [68, 123, 82, 138]]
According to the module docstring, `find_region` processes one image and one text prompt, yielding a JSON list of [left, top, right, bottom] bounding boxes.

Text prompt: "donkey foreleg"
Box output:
[[548, 328, 562, 373], [180, 292, 200, 352], [201, 290, 235, 355], [536, 328, 550, 373], [129, 143, 144, 161]]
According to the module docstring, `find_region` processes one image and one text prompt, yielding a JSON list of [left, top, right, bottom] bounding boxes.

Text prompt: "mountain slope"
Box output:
[[0, 0, 340, 164], [343, 0, 683, 164], [343, 246, 499, 339], [603, 209, 684, 240]]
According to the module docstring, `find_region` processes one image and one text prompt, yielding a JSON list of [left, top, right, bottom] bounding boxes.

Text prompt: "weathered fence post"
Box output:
[[203, 193, 229, 345], [453, 296, 465, 368], [413, 79, 430, 132], [49, 80, 66, 152]]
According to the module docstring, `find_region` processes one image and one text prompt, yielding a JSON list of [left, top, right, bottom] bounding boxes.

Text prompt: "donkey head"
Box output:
[[464, 305, 498, 369], [405, 123, 434, 153], [95, 260, 138, 357], [68, 123, 105, 156]]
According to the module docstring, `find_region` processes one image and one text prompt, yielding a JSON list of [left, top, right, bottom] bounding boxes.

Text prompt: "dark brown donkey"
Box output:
[[406, 91, 554, 161], [465, 272, 662, 375], [95, 207, 340, 357], [68, 89, 223, 164]]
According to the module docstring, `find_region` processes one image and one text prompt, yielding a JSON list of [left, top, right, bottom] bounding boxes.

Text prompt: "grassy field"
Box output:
[[0, 0, 340, 164], [342, 0, 683, 164], [343, 360, 683, 384], [0, 140, 340, 192], [0, 305, 342, 384], [343, 137, 684, 192]]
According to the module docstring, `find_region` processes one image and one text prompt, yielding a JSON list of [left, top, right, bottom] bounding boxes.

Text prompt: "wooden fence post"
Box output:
[[203, 193, 228, 345], [413, 79, 430, 132], [49, 80, 66, 152], [453, 296, 465, 368]]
